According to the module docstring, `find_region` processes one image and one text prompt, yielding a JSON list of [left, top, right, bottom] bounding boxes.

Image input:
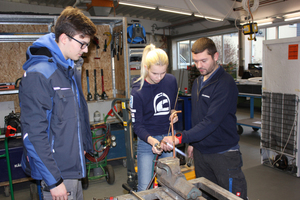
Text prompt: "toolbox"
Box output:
[[0, 138, 27, 182]]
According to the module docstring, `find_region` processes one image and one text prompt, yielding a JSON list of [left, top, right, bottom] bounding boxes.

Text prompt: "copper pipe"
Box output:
[[168, 88, 180, 136], [170, 110, 182, 158]]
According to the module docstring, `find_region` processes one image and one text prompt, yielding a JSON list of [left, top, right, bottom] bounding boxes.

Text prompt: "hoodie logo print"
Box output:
[[153, 92, 170, 116]]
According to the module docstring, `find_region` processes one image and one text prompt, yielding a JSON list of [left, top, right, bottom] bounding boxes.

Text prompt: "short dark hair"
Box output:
[[55, 6, 97, 42], [191, 37, 217, 57]]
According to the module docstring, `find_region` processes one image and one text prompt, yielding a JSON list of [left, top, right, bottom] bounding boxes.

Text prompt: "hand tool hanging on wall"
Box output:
[[92, 36, 100, 59], [115, 32, 119, 61], [101, 69, 108, 100], [112, 32, 116, 57], [94, 69, 101, 101], [103, 39, 107, 52], [103, 32, 112, 52], [86, 70, 93, 101], [120, 31, 123, 55]]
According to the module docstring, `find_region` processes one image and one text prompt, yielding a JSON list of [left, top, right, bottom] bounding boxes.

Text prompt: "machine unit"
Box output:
[[261, 37, 300, 176]]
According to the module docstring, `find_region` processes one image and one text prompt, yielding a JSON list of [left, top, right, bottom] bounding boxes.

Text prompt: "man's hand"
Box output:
[[161, 136, 179, 152], [187, 145, 193, 158], [50, 182, 68, 200]]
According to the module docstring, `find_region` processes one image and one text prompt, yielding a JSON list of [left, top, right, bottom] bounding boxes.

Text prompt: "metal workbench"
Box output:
[[237, 93, 262, 134]]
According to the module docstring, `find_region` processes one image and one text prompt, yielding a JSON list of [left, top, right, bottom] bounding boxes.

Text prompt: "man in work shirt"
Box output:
[[162, 37, 247, 200]]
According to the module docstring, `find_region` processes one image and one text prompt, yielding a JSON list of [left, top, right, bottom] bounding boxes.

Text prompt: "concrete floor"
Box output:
[[2, 107, 300, 200]]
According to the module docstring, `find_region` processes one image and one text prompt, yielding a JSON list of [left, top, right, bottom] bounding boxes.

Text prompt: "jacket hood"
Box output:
[[23, 33, 73, 71]]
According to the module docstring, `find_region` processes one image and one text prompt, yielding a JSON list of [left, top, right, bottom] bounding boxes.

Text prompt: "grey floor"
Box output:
[[2, 107, 300, 200]]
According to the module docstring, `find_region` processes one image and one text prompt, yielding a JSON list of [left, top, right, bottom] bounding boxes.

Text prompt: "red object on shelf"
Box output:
[[0, 83, 15, 90], [5, 125, 16, 137]]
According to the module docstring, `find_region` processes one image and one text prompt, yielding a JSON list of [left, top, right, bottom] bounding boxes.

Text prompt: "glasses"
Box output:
[[66, 34, 89, 49]]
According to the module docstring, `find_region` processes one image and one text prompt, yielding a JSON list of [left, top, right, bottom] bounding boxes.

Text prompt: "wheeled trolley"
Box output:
[[237, 93, 262, 135], [82, 123, 115, 189]]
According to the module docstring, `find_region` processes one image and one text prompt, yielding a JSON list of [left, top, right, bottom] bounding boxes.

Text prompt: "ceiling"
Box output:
[[1, 0, 300, 34], [0, 0, 208, 24]]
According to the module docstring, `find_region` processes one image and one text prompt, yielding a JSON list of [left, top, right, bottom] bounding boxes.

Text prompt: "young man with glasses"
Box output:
[[19, 6, 96, 200]]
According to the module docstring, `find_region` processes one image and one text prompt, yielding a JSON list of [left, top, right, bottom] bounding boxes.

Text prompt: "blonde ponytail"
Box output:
[[134, 44, 168, 90]]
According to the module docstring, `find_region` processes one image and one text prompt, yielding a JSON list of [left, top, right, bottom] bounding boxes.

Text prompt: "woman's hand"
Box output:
[[148, 136, 163, 155], [169, 109, 179, 124]]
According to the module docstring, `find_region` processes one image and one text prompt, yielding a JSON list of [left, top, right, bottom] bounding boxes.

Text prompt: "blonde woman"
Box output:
[[130, 44, 178, 191]]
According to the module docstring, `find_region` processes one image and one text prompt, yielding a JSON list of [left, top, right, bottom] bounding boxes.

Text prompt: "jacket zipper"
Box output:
[[197, 78, 218, 101], [70, 72, 85, 177]]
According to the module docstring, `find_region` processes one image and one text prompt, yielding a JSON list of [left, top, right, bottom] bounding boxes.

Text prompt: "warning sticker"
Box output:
[[288, 44, 298, 60]]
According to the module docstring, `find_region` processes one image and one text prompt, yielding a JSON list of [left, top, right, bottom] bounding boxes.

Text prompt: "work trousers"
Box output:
[[137, 135, 172, 192], [41, 179, 83, 200], [193, 148, 247, 200]]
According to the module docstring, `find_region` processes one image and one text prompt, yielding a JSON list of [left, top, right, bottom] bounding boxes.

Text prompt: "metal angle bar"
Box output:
[[0, 35, 43, 42]]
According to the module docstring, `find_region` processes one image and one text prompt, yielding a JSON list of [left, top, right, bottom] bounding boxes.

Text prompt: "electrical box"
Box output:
[[242, 22, 258, 35]]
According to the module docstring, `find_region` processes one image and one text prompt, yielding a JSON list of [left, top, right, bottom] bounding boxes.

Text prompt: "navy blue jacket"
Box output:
[[130, 74, 178, 142], [181, 66, 239, 154], [19, 33, 92, 189]]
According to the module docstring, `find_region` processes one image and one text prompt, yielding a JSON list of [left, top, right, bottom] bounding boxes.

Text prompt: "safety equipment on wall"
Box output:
[[127, 21, 146, 44]]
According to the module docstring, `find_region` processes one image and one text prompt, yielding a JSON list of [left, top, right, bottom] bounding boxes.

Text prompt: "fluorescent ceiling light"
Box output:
[[284, 11, 300, 18], [119, 2, 156, 9], [257, 22, 272, 26], [158, 8, 192, 16], [284, 16, 300, 21], [283, 11, 300, 21], [255, 19, 272, 26], [195, 14, 223, 21], [194, 14, 204, 18], [205, 16, 223, 21]]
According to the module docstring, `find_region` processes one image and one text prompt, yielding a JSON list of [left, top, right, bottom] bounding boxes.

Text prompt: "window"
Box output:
[[252, 29, 265, 64], [208, 35, 223, 63], [178, 40, 190, 69], [266, 27, 276, 40], [249, 23, 300, 70], [223, 33, 239, 65], [176, 33, 239, 78], [279, 24, 298, 39]]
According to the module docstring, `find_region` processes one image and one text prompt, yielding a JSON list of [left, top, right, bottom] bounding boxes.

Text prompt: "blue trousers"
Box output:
[[137, 135, 172, 192]]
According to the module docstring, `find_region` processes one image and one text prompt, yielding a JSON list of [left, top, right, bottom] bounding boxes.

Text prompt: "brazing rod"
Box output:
[[162, 141, 186, 157]]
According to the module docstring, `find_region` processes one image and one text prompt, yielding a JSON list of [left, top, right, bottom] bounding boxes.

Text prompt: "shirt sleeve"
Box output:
[[182, 78, 238, 144], [130, 93, 151, 143]]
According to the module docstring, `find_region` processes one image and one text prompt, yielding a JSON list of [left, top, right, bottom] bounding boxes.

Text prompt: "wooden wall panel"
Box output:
[[0, 23, 126, 115], [113, 25, 126, 98], [0, 24, 49, 113]]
